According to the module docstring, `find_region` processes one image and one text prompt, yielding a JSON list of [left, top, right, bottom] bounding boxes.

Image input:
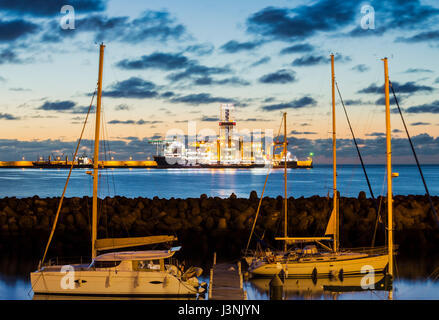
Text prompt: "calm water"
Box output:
[[1, 254, 439, 300], [0, 164, 439, 299], [0, 164, 438, 199]]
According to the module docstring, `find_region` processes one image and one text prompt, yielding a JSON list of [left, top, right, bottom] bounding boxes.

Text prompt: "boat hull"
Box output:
[[31, 268, 199, 296], [249, 253, 388, 278]]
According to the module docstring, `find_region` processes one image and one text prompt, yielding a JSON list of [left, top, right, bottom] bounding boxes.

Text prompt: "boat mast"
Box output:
[[383, 57, 393, 290], [92, 43, 105, 259], [283, 112, 288, 252], [331, 54, 338, 253]]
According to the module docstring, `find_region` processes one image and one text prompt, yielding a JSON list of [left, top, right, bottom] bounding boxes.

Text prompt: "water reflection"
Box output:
[[246, 275, 390, 300]]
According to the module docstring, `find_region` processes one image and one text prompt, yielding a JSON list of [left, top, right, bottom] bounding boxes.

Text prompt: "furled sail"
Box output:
[[95, 235, 177, 251]]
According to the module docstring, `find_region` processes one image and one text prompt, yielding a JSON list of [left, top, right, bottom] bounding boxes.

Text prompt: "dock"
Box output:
[[208, 252, 246, 300]]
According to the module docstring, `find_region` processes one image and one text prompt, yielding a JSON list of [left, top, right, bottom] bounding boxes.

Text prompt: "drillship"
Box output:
[[153, 104, 313, 169]]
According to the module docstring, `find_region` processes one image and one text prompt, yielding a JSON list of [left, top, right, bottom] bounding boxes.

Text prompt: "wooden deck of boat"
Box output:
[[209, 253, 246, 300]]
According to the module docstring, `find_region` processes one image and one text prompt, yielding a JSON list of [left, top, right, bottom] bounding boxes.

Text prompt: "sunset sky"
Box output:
[[0, 0, 438, 163]]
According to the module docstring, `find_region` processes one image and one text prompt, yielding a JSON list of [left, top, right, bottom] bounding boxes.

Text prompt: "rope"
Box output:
[[244, 164, 272, 254], [390, 80, 439, 228], [40, 88, 97, 267]]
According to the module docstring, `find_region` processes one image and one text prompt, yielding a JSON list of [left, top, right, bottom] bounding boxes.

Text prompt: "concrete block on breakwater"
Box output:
[[0, 192, 438, 258]]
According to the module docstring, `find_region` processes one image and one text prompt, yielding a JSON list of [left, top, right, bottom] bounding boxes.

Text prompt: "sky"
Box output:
[[0, 0, 439, 163]]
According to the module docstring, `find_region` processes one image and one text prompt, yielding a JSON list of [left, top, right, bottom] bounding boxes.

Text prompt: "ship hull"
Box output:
[[249, 253, 388, 278], [31, 267, 199, 296]]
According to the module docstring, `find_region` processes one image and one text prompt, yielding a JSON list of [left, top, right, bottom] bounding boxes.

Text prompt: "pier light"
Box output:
[[129, 156, 133, 160], [111, 157, 114, 160], [22, 156, 25, 160]]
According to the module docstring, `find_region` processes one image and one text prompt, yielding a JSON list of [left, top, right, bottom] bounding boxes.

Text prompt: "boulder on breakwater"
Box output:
[[0, 192, 438, 259]]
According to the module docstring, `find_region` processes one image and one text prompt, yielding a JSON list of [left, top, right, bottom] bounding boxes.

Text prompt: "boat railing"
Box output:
[[342, 246, 397, 255], [44, 256, 91, 267]]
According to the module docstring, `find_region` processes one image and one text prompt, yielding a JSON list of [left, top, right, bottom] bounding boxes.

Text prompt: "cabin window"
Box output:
[[93, 260, 121, 268]]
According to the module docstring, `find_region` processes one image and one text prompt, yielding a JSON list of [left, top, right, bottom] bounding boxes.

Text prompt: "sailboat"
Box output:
[[247, 55, 395, 281], [30, 44, 206, 297]]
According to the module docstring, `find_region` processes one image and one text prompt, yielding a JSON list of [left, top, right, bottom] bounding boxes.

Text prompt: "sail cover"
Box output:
[[95, 235, 177, 251]]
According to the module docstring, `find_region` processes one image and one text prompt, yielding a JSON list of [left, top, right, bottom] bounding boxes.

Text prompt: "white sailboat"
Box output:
[[30, 44, 206, 297], [247, 55, 395, 281]]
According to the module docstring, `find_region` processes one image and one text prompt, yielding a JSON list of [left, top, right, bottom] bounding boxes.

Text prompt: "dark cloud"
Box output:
[[344, 99, 371, 106], [167, 64, 231, 82], [0, 0, 106, 16], [404, 68, 433, 74], [103, 77, 158, 99], [246, 3, 357, 41], [292, 53, 350, 67], [160, 91, 175, 98], [169, 93, 236, 106], [351, 64, 369, 73], [38, 100, 76, 111], [184, 43, 214, 56], [42, 10, 186, 44], [279, 43, 314, 55], [258, 69, 296, 84], [404, 101, 439, 114], [199, 116, 219, 122], [396, 31, 439, 43], [115, 104, 129, 111], [116, 52, 190, 70], [410, 122, 430, 126], [108, 119, 163, 125], [358, 81, 434, 94], [261, 96, 317, 111], [0, 18, 39, 42], [250, 56, 271, 67], [0, 112, 20, 120], [220, 40, 264, 53], [193, 76, 250, 86], [0, 48, 22, 64], [365, 132, 385, 137], [290, 130, 316, 135], [392, 129, 402, 133]]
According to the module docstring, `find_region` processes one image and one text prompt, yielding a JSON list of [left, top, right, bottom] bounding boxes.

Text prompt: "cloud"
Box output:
[[108, 119, 163, 125], [193, 76, 250, 86], [392, 129, 402, 133], [292, 53, 350, 67], [279, 43, 314, 55], [116, 52, 190, 70], [220, 40, 264, 53], [246, 3, 357, 41], [42, 10, 186, 44], [0, 0, 106, 16], [184, 43, 214, 56], [410, 122, 431, 126], [0, 18, 39, 42], [199, 116, 219, 122], [290, 130, 316, 135], [404, 68, 433, 74], [0, 48, 23, 64], [115, 104, 130, 111], [396, 31, 439, 43], [167, 64, 231, 82], [250, 56, 271, 67], [258, 69, 296, 84], [351, 64, 369, 73], [358, 81, 434, 94], [0, 112, 20, 120], [261, 96, 317, 111], [38, 100, 76, 111], [103, 77, 158, 99], [169, 93, 236, 105], [404, 101, 439, 114], [344, 99, 371, 106], [365, 132, 385, 137]]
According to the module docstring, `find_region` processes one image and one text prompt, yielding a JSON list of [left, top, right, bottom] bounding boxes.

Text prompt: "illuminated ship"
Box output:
[[153, 104, 313, 169]]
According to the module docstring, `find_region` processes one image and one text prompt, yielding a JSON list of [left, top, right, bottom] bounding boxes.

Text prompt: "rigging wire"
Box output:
[[40, 88, 97, 267], [335, 81, 384, 247], [389, 81, 439, 228]]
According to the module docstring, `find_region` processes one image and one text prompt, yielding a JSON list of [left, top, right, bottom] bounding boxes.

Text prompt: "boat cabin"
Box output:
[[89, 250, 178, 272]]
